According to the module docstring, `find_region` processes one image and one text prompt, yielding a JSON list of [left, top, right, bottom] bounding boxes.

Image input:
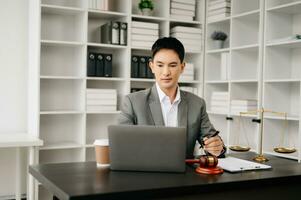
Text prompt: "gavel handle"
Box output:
[[185, 159, 200, 164]]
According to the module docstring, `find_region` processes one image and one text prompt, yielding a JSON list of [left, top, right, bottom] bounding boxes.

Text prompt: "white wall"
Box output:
[[0, 0, 28, 134], [0, 0, 29, 197]]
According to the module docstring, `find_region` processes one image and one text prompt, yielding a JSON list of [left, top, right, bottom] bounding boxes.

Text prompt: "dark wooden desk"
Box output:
[[29, 152, 301, 200]]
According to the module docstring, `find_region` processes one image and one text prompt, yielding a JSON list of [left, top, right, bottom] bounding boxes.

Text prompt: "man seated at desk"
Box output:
[[118, 37, 225, 158]]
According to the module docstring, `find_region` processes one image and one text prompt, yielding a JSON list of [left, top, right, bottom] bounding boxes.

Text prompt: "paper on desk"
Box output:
[[218, 157, 271, 172]]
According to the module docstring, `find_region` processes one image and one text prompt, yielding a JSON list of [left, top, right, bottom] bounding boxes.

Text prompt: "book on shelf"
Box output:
[[132, 34, 158, 42], [170, 26, 202, 34], [89, 0, 109, 11], [209, 0, 231, 6], [208, 8, 231, 16], [104, 54, 112, 77], [88, 52, 112, 77], [211, 100, 229, 106], [231, 99, 258, 106], [171, 32, 202, 40], [170, 8, 195, 16], [171, 2, 195, 11], [132, 40, 154, 49], [87, 93, 116, 99], [207, 12, 230, 22], [139, 57, 147, 78], [100, 21, 119, 45], [87, 88, 117, 94], [131, 28, 159, 36], [170, 14, 194, 21], [132, 21, 159, 30], [87, 99, 117, 106], [171, 0, 196, 6], [208, 2, 231, 10]]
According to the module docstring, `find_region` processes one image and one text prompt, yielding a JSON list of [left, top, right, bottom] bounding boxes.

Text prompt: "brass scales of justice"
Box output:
[[229, 107, 297, 162]]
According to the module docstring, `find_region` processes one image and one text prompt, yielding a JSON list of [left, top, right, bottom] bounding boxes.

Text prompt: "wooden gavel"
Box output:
[[186, 155, 219, 168]]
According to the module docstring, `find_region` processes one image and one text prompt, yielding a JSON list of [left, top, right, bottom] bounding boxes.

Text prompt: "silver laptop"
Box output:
[[108, 125, 187, 173]]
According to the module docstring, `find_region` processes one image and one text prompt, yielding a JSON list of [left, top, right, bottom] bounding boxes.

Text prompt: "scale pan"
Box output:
[[229, 145, 250, 152], [274, 147, 296, 154]]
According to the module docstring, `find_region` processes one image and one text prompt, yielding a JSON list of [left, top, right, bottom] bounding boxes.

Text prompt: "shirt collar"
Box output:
[[155, 82, 181, 104]]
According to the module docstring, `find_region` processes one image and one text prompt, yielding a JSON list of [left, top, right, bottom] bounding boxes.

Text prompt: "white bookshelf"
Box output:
[[28, 1, 205, 199], [204, 0, 264, 157]]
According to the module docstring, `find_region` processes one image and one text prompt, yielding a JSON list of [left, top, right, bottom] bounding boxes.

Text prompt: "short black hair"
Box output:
[[151, 37, 185, 63]]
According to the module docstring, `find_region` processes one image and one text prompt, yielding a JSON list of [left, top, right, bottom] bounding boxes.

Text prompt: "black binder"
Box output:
[[87, 52, 96, 76], [96, 53, 104, 77], [146, 56, 154, 79], [104, 54, 113, 77], [119, 22, 127, 45], [138, 56, 147, 78], [131, 55, 139, 78]]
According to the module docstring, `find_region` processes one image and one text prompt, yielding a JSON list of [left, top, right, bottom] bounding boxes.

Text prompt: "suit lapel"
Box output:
[[148, 85, 165, 126], [178, 91, 188, 128]]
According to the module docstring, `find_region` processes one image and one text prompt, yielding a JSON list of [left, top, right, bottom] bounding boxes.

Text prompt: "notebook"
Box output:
[[108, 125, 187, 173], [218, 157, 272, 172]]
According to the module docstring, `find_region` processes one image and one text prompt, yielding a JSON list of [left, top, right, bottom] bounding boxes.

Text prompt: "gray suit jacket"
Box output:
[[118, 84, 218, 158]]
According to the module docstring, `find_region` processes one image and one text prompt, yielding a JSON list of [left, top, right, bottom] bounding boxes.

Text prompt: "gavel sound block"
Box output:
[[186, 155, 224, 174]]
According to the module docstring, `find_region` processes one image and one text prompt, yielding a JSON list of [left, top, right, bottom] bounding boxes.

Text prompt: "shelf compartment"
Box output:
[[231, 12, 260, 47], [264, 46, 301, 80], [41, 0, 85, 9], [207, 20, 230, 50], [231, 46, 259, 80], [40, 114, 84, 149], [267, 1, 301, 13], [232, 0, 260, 15], [86, 114, 119, 144], [41, 6, 85, 42], [87, 15, 127, 44], [228, 116, 258, 151], [205, 83, 229, 114], [263, 118, 299, 160], [230, 82, 259, 103], [87, 80, 128, 111], [41, 44, 85, 77], [39, 148, 84, 164], [263, 82, 300, 117], [132, 0, 169, 18], [87, 47, 128, 78], [265, 7, 301, 42], [88, 0, 129, 14], [266, 0, 301, 9], [40, 79, 85, 112], [205, 52, 230, 81]]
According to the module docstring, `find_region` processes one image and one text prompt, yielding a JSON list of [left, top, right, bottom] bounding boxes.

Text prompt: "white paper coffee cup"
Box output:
[[94, 139, 110, 167]]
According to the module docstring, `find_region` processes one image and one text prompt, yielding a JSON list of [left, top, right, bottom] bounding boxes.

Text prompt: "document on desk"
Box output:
[[218, 157, 272, 172]]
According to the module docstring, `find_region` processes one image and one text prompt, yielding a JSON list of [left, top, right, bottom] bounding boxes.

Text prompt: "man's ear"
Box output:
[[180, 62, 186, 73], [149, 61, 154, 73]]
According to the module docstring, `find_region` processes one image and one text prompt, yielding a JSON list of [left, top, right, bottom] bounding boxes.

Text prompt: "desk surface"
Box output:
[[30, 152, 301, 200]]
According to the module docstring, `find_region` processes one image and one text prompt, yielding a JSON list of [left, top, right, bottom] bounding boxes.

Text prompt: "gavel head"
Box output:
[[199, 155, 218, 168]]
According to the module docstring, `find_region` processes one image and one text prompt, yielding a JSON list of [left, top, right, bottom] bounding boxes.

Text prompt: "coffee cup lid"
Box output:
[[94, 139, 109, 146]]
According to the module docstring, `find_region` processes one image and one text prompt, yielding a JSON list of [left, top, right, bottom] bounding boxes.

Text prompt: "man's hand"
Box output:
[[203, 136, 224, 156]]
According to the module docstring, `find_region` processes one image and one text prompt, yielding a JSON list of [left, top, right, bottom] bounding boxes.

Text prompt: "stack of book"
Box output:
[[179, 63, 194, 81], [170, 26, 202, 52], [231, 99, 257, 114], [210, 92, 229, 113], [180, 86, 198, 96], [207, 0, 231, 22], [220, 52, 230, 80], [131, 21, 159, 49], [89, 0, 109, 11], [87, 52, 112, 77], [100, 21, 127, 45], [170, 0, 196, 21], [86, 89, 117, 112]]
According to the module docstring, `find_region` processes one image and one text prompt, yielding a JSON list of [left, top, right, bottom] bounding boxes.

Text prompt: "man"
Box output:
[[118, 37, 225, 158]]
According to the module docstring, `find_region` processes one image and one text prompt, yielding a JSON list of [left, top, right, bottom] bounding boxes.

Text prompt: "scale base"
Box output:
[[253, 154, 269, 162], [195, 166, 224, 175]]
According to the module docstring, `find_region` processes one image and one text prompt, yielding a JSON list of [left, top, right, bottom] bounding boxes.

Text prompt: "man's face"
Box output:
[[149, 49, 185, 91]]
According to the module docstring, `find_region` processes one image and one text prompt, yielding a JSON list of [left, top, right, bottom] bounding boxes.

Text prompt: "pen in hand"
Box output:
[[201, 131, 220, 147]]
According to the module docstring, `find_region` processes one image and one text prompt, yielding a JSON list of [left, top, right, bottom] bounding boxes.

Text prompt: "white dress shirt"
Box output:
[[156, 83, 181, 127]]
